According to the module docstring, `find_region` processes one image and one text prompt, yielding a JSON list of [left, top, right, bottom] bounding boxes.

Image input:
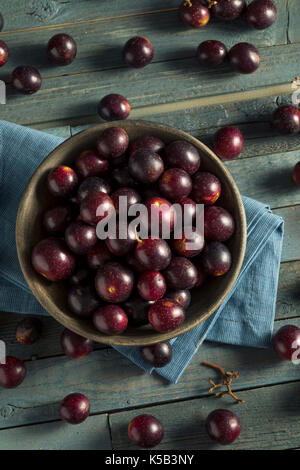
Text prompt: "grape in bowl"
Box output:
[[16, 120, 246, 346]]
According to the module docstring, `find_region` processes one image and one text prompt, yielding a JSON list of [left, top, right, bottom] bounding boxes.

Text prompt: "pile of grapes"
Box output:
[[31, 126, 236, 337]]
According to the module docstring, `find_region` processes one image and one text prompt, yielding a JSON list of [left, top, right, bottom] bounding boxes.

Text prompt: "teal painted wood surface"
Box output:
[[0, 0, 300, 451], [0, 414, 111, 450], [110, 381, 300, 450], [0, 318, 299, 431], [0, 2, 288, 79], [1, 42, 299, 127]]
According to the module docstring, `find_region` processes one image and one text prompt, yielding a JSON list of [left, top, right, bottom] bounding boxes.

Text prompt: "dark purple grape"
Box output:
[[80, 191, 114, 226], [128, 414, 164, 448], [167, 289, 191, 309], [123, 36, 154, 68], [69, 266, 92, 286], [110, 152, 128, 169], [272, 105, 300, 135], [171, 226, 205, 258], [129, 136, 165, 156], [145, 197, 177, 235], [47, 34, 77, 65], [197, 40, 227, 66], [137, 270, 166, 301], [11, 66, 42, 94], [164, 140, 200, 175], [135, 238, 171, 271], [0, 357, 26, 389], [158, 168, 192, 202], [16, 317, 43, 345], [47, 166, 78, 198], [245, 0, 277, 30], [0, 13, 3, 32], [98, 94, 131, 121], [192, 171, 221, 205], [61, 328, 94, 359], [105, 223, 136, 256], [149, 298, 185, 332], [228, 42, 260, 74], [206, 409, 241, 445], [211, 0, 246, 20], [96, 127, 129, 159], [93, 305, 128, 335], [201, 241, 232, 276], [126, 253, 147, 274], [111, 187, 141, 213], [77, 177, 111, 204], [213, 126, 244, 159], [0, 40, 9, 67], [60, 393, 90, 425], [178, 197, 197, 222], [140, 341, 172, 368], [110, 167, 139, 189], [204, 206, 235, 241], [179, 0, 210, 28], [43, 204, 73, 234], [163, 257, 198, 290], [293, 162, 300, 186], [123, 294, 153, 326], [68, 285, 100, 317], [65, 221, 97, 255], [95, 261, 134, 303], [87, 242, 112, 269], [272, 325, 300, 361], [129, 149, 164, 184], [194, 262, 207, 287], [32, 238, 75, 281], [75, 149, 109, 178]]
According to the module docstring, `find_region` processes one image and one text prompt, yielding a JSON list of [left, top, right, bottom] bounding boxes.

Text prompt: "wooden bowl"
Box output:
[[16, 120, 247, 346]]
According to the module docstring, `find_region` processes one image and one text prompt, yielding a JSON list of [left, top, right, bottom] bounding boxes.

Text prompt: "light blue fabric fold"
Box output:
[[0, 120, 284, 384]]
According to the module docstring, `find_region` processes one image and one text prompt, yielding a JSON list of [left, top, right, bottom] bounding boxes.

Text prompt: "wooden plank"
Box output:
[[288, 0, 300, 44], [0, 414, 111, 450], [0, 311, 107, 361], [2, 42, 299, 127], [0, 0, 288, 40], [0, 1, 179, 32], [0, 3, 288, 80], [0, 318, 299, 430], [276, 261, 300, 320], [109, 381, 300, 450], [275, 205, 300, 263], [225, 150, 300, 209]]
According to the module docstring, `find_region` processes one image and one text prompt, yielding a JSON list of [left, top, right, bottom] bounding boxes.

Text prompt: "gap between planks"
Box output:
[[19, 82, 297, 130]]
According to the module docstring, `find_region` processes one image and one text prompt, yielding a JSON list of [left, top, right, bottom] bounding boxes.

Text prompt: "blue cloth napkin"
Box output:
[[0, 120, 284, 384]]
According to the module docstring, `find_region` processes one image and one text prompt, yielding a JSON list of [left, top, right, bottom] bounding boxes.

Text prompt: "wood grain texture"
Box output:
[[275, 205, 300, 263], [0, 4, 288, 78], [0, 0, 179, 32], [0, 318, 299, 430], [2, 42, 299, 127], [0, 413, 111, 450], [110, 381, 300, 450]]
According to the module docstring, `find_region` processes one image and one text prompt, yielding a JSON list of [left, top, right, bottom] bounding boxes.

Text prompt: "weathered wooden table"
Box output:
[[0, 0, 299, 450]]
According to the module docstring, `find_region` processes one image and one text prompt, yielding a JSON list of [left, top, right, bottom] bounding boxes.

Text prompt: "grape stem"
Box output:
[[202, 361, 246, 404]]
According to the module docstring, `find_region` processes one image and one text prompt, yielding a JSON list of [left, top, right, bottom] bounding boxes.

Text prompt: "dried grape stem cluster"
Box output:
[[203, 361, 246, 404]]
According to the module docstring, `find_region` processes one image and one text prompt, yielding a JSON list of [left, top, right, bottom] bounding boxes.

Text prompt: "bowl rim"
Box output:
[[16, 120, 247, 346]]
